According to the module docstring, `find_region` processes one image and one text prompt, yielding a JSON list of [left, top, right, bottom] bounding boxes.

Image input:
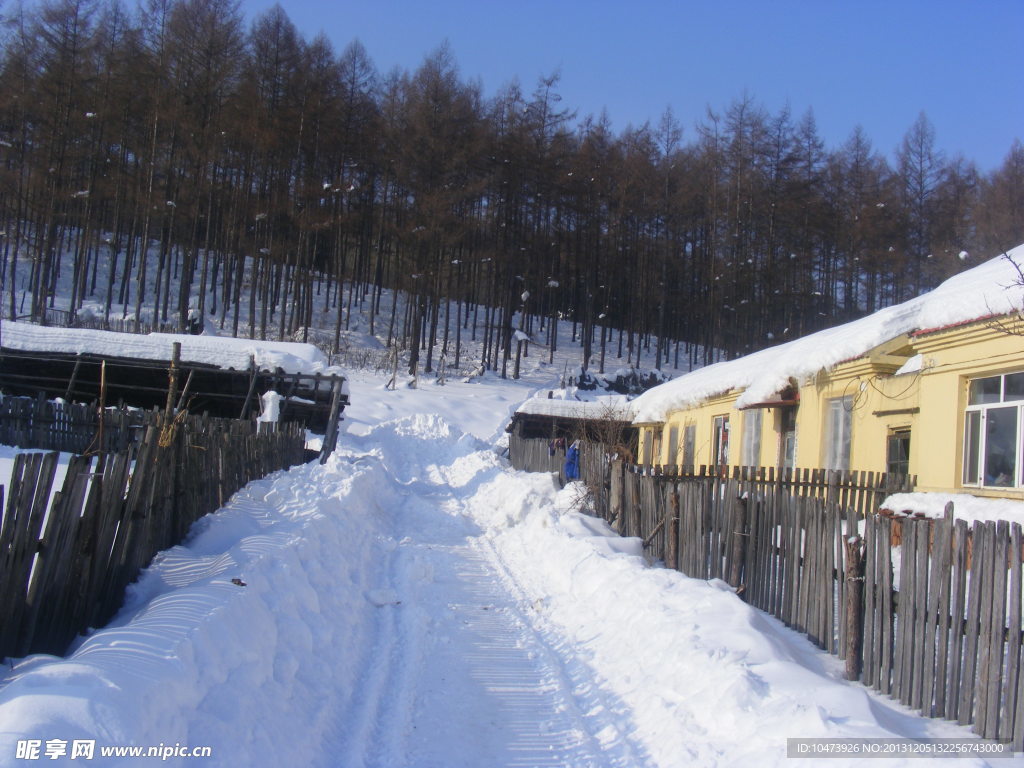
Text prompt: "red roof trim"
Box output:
[[912, 313, 999, 338]]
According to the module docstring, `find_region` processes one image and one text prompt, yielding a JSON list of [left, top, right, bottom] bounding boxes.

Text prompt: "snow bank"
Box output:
[[0, 321, 333, 375], [632, 244, 1024, 423], [0, 453, 397, 766], [466, 474, 989, 767], [882, 491, 1024, 525]]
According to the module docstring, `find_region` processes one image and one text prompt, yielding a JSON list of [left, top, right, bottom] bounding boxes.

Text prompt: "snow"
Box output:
[[882, 491, 1024, 526], [632, 244, 1024, 423], [257, 391, 281, 423], [0, 372, 1003, 766], [515, 391, 633, 420], [0, 320, 334, 376], [894, 353, 924, 376]]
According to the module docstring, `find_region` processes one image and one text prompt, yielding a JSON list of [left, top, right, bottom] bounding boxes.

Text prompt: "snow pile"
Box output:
[[0, 321, 333, 375], [632, 244, 1024, 423], [882, 492, 1024, 525], [0, 454, 398, 766], [465, 474, 989, 767]]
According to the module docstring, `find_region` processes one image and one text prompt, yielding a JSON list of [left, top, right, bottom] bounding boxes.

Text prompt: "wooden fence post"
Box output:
[[728, 495, 747, 593], [844, 534, 865, 680], [609, 460, 623, 532], [667, 481, 679, 572], [164, 342, 181, 417]]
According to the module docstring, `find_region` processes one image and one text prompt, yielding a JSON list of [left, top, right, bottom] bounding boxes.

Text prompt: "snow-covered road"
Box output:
[[327, 420, 644, 767], [0, 408, 1003, 766]]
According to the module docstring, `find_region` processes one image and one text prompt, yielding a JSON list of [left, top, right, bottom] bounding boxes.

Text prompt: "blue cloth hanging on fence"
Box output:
[[564, 441, 580, 480]]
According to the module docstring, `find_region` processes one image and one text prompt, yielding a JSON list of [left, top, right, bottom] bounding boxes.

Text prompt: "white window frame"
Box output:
[[963, 372, 1024, 488], [712, 415, 730, 469], [824, 396, 852, 471]]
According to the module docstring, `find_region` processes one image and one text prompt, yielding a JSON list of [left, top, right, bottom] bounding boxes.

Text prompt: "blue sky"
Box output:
[[238, 0, 1022, 172]]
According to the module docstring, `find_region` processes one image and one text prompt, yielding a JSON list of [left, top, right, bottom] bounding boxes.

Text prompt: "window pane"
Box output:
[[983, 406, 1018, 486], [887, 430, 910, 475], [713, 415, 730, 467], [742, 410, 762, 466], [1005, 373, 1024, 402], [825, 396, 852, 470], [969, 376, 1002, 405], [780, 408, 797, 469], [683, 425, 696, 469], [667, 426, 679, 466], [963, 410, 981, 484]]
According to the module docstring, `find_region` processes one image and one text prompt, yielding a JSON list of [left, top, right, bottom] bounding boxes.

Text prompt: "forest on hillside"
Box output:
[[1, 0, 1022, 377]]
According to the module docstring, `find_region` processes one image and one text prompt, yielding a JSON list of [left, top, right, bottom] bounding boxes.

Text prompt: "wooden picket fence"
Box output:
[[0, 395, 148, 454], [508, 434, 569, 483], [0, 413, 306, 660], [508, 436, 1024, 750]]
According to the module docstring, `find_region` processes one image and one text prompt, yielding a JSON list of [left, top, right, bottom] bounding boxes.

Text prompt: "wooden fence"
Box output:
[[509, 436, 1023, 750], [0, 395, 149, 454], [0, 413, 306, 660]]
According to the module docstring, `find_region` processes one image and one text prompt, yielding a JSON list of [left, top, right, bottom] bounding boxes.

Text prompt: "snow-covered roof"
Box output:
[[632, 243, 1024, 424], [516, 393, 633, 421], [0, 321, 335, 376]]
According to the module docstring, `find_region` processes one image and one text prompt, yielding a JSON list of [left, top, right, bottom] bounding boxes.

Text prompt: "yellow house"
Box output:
[[631, 244, 1024, 499]]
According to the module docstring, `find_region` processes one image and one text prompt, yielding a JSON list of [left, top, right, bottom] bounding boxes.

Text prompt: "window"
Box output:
[[963, 372, 1024, 487], [682, 424, 696, 469], [712, 415, 730, 469], [667, 426, 679, 467], [741, 410, 762, 466], [886, 428, 911, 475], [779, 407, 797, 469], [824, 396, 852, 470]]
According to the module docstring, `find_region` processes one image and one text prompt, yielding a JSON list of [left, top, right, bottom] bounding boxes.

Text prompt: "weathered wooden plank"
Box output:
[[831, 507, 842, 656], [863, 514, 878, 686], [879, 515, 895, 696], [909, 518, 930, 711], [844, 534, 864, 680], [931, 504, 955, 718], [974, 521, 998, 737], [892, 520, 910, 702], [1002, 523, 1022, 745], [0, 452, 58, 655], [946, 519, 969, 721], [982, 520, 1009, 740], [959, 521, 985, 726]]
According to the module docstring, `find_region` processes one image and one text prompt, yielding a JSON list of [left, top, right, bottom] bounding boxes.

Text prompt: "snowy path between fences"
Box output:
[[0, 414, 998, 767]]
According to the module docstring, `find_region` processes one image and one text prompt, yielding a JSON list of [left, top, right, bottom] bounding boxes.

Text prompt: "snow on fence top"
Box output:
[[0, 320, 336, 376], [632, 243, 1024, 424], [881, 491, 1024, 525]]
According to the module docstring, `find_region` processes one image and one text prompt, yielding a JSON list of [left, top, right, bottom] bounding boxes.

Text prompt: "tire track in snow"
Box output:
[[470, 533, 655, 768], [328, 429, 646, 767]]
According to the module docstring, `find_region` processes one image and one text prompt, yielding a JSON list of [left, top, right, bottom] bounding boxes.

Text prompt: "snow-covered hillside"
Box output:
[[0, 369, 1004, 767]]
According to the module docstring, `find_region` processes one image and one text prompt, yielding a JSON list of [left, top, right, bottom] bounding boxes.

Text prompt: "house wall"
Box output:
[[640, 319, 1024, 498], [912, 321, 1024, 498], [795, 358, 920, 474], [644, 355, 921, 475], [645, 390, 797, 470]]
